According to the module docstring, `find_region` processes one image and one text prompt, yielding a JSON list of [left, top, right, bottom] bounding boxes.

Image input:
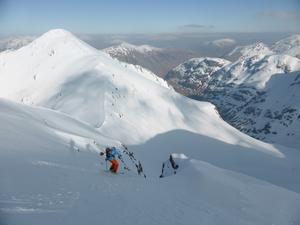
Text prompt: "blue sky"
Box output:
[[0, 0, 299, 35]]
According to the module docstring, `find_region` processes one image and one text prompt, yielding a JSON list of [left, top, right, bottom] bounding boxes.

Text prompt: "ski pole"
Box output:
[[100, 151, 108, 171], [118, 155, 130, 171], [121, 144, 146, 178]]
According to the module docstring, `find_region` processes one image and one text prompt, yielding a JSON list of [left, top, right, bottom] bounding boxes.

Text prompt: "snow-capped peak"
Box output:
[[227, 42, 273, 61], [39, 29, 75, 39], [22, 28, 98, 55], [104, 42, 162, 56], [120, 42, 161, 52], [216, 54, 300, 89]]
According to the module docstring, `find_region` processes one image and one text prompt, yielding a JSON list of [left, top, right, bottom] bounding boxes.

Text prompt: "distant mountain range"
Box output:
[[103, 42, 198, 77], [165, 57, 231, 96], [165, 35, 300, 149], [0, 36, 35, 52], [225, 35, 300, 61]]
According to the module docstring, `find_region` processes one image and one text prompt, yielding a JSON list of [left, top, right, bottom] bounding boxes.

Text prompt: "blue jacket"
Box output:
[[106, 147, 121, 161]]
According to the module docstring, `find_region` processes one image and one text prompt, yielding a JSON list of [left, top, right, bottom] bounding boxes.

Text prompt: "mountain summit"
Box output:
[[0, 29, 255, 147]]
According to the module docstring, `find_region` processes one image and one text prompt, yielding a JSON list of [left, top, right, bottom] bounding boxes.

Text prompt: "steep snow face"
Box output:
[[226, 42, 273, 61], [272, 35, 300, 58], [103, 42, 197, 77], [165, 57, 231, 96], [0, 29, 267, 149], [229, 70, 300, 148]]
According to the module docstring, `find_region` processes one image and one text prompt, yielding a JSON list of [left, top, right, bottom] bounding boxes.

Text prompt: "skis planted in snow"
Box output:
[[121, 144, 146, 178]]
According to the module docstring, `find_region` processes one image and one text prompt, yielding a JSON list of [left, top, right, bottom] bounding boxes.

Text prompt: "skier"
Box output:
[[101, 147, 121, 173]]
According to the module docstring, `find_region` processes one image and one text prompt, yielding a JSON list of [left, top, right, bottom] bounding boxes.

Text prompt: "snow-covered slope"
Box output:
[[105, 42, 162, 55], [103, 42, 197, 77], [1, 29, 300, 225], [272, 35, 300, 59], [0, 29, 255, 146], [1, 99, 300, 225], [165, 57, 230, 96], [0, 30, 176, 144], [212, 54, 300, 89], [226, 42, 273, 61], [228, 70, 300, 148]]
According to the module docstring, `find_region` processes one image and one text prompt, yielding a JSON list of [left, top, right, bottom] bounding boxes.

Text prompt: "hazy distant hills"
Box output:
[[0, 36, 35, 52]]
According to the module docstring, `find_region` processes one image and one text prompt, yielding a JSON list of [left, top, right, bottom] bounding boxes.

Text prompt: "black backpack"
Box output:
[[106, 148, 112, 158]]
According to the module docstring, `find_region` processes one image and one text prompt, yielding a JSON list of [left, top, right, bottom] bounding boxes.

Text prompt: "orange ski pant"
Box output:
[[109, 159, 119, 173]]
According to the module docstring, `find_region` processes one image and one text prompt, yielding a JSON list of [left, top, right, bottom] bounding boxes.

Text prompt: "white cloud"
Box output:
[[178, 24, 215, 32], [207, 38, 236, 48]]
